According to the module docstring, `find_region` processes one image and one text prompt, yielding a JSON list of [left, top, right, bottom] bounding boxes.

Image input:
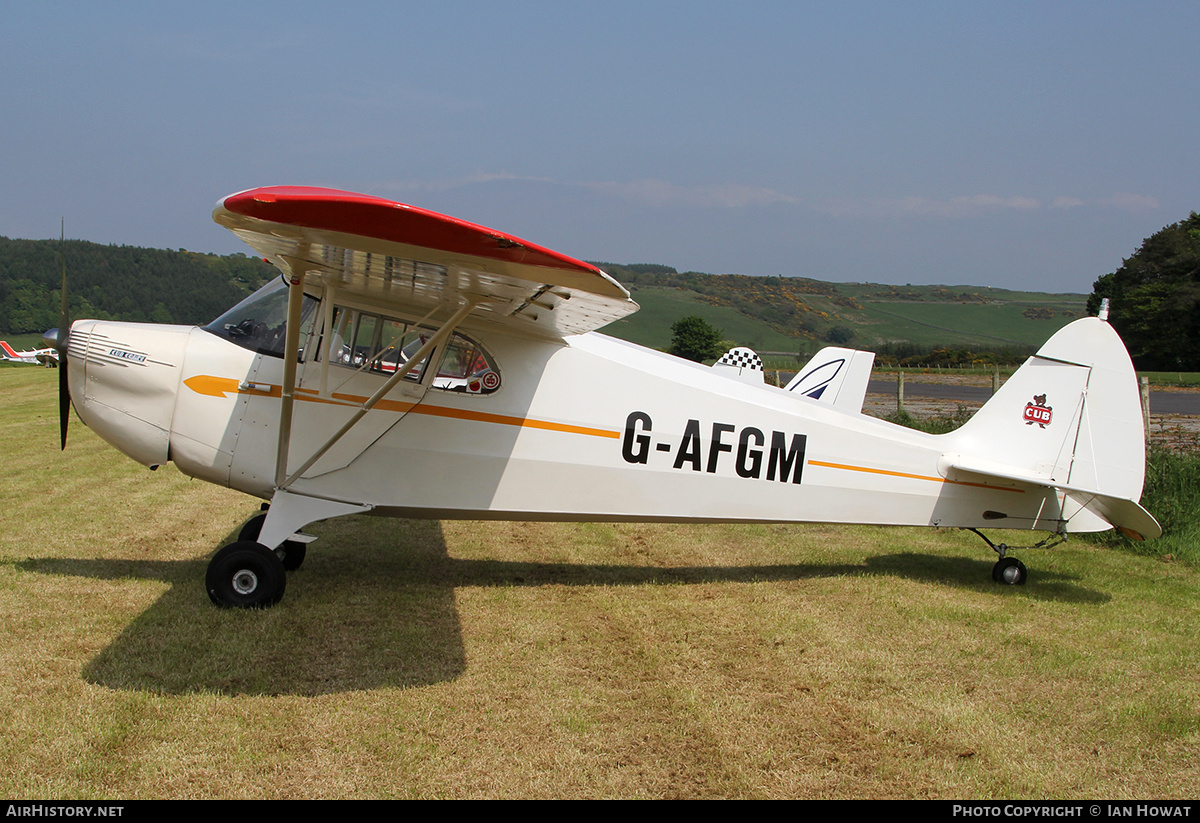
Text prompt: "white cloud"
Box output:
[[580, 179, 799, 208], [1099, 193, 1160, 213], [1052, 197, 1085, 209], [811, 194, 1042, 218]]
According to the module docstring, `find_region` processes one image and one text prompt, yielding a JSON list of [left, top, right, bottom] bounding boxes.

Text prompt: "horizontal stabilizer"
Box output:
[[940, 453, 1162, 540]]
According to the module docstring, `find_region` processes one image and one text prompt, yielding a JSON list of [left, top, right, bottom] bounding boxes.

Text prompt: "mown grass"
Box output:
[[1138, 372, 1200, 387], [2, 368, 1198, 798]]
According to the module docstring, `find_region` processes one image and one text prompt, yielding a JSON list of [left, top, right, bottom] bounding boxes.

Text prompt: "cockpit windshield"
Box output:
[[204, 277, 319, 358]]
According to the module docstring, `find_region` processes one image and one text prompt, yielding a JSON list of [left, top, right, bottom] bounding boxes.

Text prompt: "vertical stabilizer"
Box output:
[[786, 347, 876, 413], [945, 317, 1147, 532]]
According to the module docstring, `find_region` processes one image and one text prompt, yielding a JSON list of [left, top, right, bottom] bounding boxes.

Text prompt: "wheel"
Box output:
[[206, 541, 287, 608], [238, 513, 267, 542], [992, 557, 1028, 586], [240, 513, 306, 571]]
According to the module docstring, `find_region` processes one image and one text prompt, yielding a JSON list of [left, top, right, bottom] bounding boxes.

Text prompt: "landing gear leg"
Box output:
[[239, 512, 307, 571], [204, 491, 373, 608]]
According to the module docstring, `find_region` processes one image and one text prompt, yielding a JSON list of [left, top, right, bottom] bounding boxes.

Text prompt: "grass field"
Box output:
[[604, 281, 1086, 354], [603, 288, 802, 352], [2, 368, 1198, 799]]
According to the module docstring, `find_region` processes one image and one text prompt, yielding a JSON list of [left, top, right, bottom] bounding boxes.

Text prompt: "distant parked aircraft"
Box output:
[[1, 340, 58, 367]]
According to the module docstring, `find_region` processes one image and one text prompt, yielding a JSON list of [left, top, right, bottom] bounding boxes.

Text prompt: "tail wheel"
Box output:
[[992, 556, 1028, 586], [207, 541, 287, 608]]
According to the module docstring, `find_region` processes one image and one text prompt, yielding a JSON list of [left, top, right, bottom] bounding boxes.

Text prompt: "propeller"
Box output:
[[49, 222, 70, 449]]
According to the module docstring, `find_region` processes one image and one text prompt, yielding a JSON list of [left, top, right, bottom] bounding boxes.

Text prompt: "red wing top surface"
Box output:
[[215, 186, 638, 337]]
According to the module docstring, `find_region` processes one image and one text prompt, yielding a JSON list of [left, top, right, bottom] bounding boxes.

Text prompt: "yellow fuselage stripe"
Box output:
[[184, 375, 1025, 490], [183, 374, 620, 439], [808, 459, 1026, 493]]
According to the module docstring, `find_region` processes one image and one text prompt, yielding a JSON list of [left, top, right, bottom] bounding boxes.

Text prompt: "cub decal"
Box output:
[[1023, 394, 1053, 428]]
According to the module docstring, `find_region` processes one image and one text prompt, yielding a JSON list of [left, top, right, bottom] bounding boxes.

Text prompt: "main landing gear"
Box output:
[[206, 510, 310, 608], [205, 492, 372, 608], [238, 512, 307, 571]]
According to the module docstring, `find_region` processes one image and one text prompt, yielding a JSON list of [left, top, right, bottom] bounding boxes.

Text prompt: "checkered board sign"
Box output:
[[716, 347, 763, 371]]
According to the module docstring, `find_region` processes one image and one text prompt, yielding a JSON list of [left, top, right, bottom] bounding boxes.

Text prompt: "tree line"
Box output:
[[1088, 211, 1200, 370], [0, 237, 275, 334]]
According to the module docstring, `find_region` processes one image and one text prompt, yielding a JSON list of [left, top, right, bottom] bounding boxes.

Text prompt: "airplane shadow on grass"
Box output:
[[16, 516, 1109, 697]]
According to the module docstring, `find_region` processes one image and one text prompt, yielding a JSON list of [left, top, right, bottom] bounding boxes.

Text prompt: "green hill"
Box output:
[[597, 263, 1087, 362]]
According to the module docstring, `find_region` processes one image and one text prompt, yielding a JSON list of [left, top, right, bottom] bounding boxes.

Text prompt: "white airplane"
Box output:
[[1, 340, 58, 367], [49, 186, 1159, 608]]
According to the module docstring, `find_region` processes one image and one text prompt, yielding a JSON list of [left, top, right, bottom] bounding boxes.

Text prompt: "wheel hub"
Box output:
[[232, 569, 259, 595]]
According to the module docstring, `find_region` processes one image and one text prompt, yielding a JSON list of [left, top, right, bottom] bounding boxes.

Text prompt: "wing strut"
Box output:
[[275, 257, 310, 488], [277, 298, 483, 490]]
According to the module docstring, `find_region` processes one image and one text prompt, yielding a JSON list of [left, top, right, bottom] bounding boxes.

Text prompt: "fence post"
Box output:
[[992, 369, 1000, 395], [897, 370, 905, 413], [1140, 376, 1151, 441]]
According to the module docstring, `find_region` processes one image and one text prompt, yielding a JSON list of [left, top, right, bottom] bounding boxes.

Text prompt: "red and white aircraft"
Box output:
[[1, 340, 58, 367], [50, 186, 1159, 607]]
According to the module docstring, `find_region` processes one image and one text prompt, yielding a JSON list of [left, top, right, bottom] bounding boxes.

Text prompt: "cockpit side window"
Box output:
[[432, 334, 501, 394], [316, 304, 501, 394], [204, 277, 319, 359], [318, 307, 429, 383]]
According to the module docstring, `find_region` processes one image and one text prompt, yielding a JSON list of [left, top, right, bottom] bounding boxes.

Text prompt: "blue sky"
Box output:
[[2, 1, 1195, 292]]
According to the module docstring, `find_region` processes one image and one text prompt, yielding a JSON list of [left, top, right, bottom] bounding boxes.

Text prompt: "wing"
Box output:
[[213, 186, 639, 338]]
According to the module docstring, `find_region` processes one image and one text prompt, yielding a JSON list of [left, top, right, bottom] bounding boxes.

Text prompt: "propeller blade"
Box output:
[[59, 355, 70, 450], [57, 222, 70, 450]]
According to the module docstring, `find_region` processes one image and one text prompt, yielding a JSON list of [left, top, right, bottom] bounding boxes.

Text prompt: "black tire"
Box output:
[[240, 513, 306, 571], [206, 541, 287, 608], [992, 557, 1028, 586], [238, 513, 267, 542], [277, 542, 306, 571]]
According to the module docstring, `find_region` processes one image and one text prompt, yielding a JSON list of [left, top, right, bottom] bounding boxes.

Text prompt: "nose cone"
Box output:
[[68, 320, 193, 467]]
